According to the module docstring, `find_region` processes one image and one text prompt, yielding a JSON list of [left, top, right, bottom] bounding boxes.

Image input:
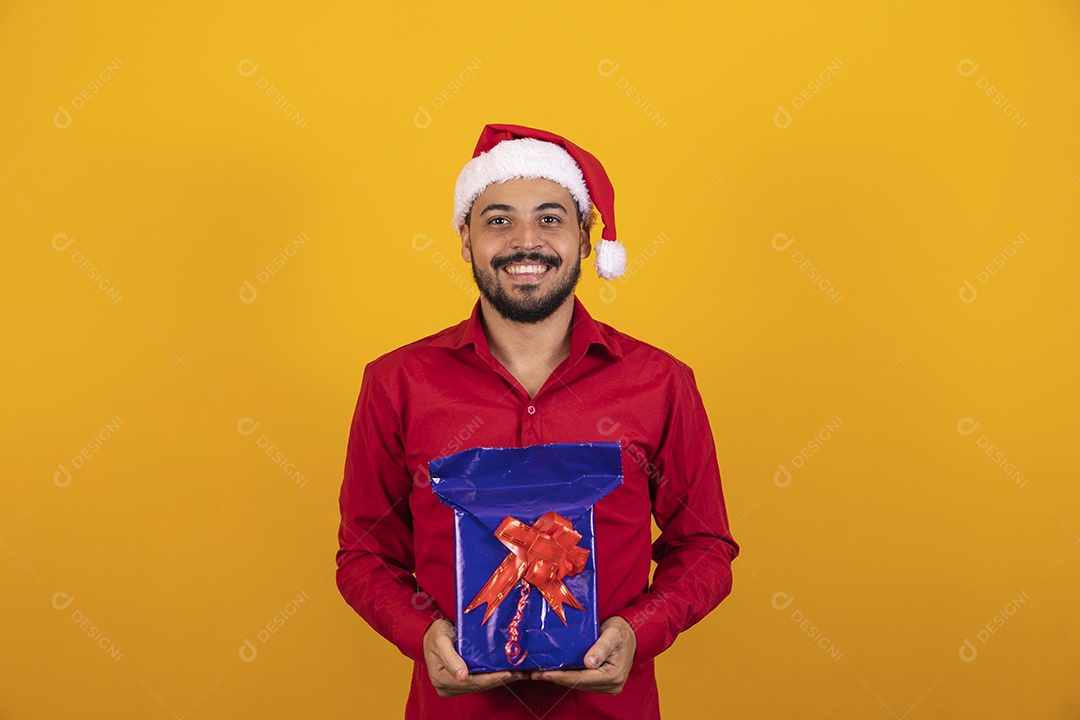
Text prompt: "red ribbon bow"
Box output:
[[465, 511, 590, 626]]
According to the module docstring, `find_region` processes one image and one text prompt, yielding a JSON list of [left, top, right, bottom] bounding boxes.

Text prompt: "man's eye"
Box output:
[[540, 216, 560, 224], [488, 217, 508, 225]]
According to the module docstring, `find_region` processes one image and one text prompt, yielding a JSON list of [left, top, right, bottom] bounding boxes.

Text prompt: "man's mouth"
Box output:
[[493, 253, 560, 281], [503, 263, 551, 276]]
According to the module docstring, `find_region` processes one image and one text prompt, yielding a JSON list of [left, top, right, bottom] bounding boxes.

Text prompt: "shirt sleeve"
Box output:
[[613, 363, 739, 663], [336, 363, 439, 663]]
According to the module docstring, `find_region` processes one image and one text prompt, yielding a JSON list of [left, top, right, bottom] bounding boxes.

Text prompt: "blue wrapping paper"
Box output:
[[429, 442, 623, 672]]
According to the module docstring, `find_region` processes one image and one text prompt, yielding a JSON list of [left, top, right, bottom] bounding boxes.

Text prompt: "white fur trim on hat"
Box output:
[[453, 138, 592, 230], [594, 239, 628, 280]]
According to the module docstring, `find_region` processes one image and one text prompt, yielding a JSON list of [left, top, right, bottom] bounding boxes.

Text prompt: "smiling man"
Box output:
[[466, 179, 584, 323], [336, 123, 739, 719]]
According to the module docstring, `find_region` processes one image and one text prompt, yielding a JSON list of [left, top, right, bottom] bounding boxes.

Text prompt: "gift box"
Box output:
[[429, 442, 623, 672]]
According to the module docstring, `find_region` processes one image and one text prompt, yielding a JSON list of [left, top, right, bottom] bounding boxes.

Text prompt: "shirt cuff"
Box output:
[[612, 594, 676, 664], [395, 609, 444, 664]]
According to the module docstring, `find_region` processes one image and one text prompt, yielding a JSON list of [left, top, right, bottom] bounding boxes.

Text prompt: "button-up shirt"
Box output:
[[336, 297, 738, 719]]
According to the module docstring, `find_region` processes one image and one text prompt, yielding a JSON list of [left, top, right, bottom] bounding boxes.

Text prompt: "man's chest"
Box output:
[[395, 362, 670, 528]]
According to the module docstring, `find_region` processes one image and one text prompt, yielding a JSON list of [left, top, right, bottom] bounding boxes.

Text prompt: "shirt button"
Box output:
[[531, 705, 542, 715], [527, 405, 536, 415]]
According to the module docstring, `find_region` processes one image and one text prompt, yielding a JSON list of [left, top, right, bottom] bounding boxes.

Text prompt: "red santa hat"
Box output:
[[453, 123, 628, 280]]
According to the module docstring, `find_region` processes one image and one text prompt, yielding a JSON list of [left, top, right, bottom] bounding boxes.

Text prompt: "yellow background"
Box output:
[[3, 1, 1078, 718]]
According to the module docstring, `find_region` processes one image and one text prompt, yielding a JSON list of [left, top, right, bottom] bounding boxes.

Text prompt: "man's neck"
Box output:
[[479, 296, 576, 398]]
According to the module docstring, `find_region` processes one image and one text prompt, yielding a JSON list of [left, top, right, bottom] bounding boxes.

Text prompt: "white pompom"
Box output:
[[594, 239, 627, 280]]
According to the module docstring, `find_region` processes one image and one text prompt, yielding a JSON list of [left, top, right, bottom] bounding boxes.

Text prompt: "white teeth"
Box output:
[[505, 264, 548, 275]]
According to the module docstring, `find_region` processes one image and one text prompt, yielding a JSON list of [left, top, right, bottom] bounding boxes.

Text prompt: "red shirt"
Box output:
[[336, 297, 738, 719]]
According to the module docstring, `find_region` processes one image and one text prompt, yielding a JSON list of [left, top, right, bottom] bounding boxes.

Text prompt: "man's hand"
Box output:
[[423, 619, 527, 697], [530, 615, 637, 695]]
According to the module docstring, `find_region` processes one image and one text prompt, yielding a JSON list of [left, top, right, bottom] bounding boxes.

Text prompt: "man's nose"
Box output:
[[509, 222, 543, 250]]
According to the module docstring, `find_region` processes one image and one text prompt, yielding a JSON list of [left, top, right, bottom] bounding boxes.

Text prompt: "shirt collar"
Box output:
[[430, 296, 623, 365]]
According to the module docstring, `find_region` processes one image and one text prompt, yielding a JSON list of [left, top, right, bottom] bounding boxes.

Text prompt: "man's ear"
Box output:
[[459, 223, 473, 263], [579, 223, 592, 260]]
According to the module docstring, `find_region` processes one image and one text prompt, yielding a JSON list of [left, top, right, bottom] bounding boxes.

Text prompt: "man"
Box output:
[[337, 123, 738, 719]]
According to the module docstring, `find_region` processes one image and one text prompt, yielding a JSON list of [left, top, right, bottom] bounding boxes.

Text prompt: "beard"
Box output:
[[472, 250, 581, 324]]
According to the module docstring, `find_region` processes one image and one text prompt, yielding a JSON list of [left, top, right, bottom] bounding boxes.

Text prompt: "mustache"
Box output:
[[491, 251, 562, 271]]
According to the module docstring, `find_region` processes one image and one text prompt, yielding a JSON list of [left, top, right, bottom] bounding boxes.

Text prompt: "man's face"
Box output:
[[460, 178, 591, 324]]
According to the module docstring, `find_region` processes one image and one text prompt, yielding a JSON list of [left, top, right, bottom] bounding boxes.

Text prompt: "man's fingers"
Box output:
[[471, 671, 516, 690], [433, 635, 468, 680], [427, 625, 468, 681], [533, 621, 635, 695], [584, 625, 620, 668], [435, 670, 522, 697], [425, 621, 530, 696], [445, 651, 467, 682], [533, 668, 603, 686], [532, 667, 622, 695]]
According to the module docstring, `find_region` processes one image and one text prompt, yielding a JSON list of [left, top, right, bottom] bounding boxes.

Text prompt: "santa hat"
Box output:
[[453, 123, 627, 280]]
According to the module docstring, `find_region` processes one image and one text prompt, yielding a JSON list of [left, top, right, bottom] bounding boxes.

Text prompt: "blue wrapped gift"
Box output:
[[429, 442, 623, 672]]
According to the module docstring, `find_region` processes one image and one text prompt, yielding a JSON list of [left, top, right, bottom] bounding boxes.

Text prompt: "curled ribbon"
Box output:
[[465, 511, 589, 627]]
